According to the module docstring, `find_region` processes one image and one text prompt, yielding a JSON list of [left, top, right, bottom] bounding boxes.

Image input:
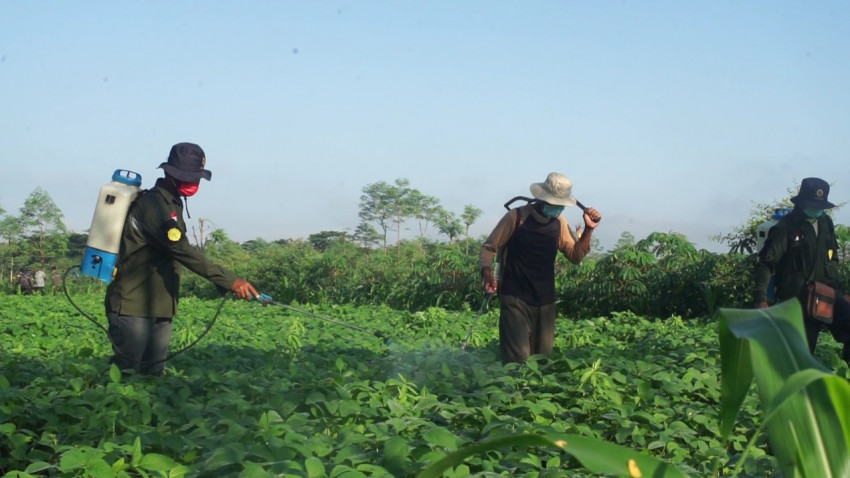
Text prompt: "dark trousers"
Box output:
[[107, 313, 173, 375], [499, 294, 556, 364], [804, 296, 850, 362]]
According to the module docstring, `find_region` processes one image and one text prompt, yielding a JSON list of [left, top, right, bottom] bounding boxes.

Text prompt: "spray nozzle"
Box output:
[[256, 293, 274, 306]]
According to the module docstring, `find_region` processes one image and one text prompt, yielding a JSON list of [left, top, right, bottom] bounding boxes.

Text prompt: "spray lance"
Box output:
[[460, 292, 493, 350], [255, 294, 389, 342]]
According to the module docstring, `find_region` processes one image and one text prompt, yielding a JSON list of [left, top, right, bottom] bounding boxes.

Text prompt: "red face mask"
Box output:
[[178, 181, 200, 197]]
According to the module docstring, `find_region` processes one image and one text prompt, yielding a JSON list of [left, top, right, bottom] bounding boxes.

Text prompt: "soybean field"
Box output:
[[1, 294, 847, 477]]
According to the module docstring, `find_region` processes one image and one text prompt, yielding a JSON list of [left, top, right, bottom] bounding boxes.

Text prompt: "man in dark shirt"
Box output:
[[105, 142, 260, 375], [754, 177, 850, 363], [479, 172, 601, 364]]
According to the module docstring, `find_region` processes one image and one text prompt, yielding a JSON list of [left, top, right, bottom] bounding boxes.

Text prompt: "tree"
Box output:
[[308, 230, 349, 252], [410, 190, 441, 239], [461, 204, 483, 255], [0, 215, 24, 282], [359, 178, 417, 254], [435, 207, 463, 244], [614, 231, 635, 250], [359, 180, 395, 252], [353, 222, 381, 249], [19, 188, 67, 267], [712, 182, 800, 254]]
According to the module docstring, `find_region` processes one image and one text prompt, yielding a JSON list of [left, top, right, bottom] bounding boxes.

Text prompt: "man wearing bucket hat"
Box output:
[[755, 177, 850, 364], [479, 172, 602, 364], [105, 142, 260, 375]]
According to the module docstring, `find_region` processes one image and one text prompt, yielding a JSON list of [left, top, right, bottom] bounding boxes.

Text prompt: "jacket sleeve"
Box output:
[[557, 216, 589, 265], [479, 209, 519, 271]]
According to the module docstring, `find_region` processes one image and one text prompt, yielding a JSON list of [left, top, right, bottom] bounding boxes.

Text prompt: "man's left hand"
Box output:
[[583, 207, 602, 229]]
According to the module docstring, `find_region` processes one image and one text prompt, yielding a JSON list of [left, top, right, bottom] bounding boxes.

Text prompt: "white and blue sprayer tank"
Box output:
[[80, 169, 142, 284], [756, 207, 791, 302]]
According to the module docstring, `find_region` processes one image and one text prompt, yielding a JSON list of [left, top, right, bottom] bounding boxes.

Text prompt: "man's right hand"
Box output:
[[231, 278, 260, 301], [482, 267, 498, 294], [756, 301, 768, 309]]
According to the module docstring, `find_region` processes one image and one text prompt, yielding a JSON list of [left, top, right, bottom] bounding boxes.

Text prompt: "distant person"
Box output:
[[105, 142, 261, 376], [33, 267, 46, 295], [754, 177, 850, 363], [51, 266, 62, 294], [479, 172, 601, 364], [18, 269, 33, 295]]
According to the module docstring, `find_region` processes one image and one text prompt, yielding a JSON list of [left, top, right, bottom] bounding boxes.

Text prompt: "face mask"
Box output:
[[542, 204, 564, 218], [178, 181, 200, 197], [803, 207, 824, 219]]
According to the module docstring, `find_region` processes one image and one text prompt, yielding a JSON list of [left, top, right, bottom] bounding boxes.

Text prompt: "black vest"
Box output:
[[500, 212, 561, 305]]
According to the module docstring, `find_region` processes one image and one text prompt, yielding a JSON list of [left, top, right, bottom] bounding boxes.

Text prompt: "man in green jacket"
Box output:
[[754, 177, 850, 363], [105, 142, 259, 375]]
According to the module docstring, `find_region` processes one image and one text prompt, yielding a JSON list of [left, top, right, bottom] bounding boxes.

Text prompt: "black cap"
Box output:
[[790, 177, 835, 210], [158, 143, 212, 182]]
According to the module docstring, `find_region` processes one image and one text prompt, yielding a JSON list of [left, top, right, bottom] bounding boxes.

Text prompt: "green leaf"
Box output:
[[423, 427, 457, 451], [719, 299, 850, 477], [240, 462, 275, 478], [131, 436, 142, 466], [305, 456, 326, 477], [59, 448, 87, 470], [109, 363, 122, 383], [24, 461, 53, 473], [139, 453, 179, 472]]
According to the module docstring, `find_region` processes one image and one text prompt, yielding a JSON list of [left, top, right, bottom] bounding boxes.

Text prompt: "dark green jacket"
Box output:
[[105, 178, 237, 318], [754, 208, 840, 305]]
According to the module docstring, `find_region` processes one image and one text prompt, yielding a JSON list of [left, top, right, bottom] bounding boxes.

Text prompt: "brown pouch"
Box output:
[[807, 281, 836, 324]]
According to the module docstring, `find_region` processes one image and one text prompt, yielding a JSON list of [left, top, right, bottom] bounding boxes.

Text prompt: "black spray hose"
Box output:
[[62, 266, 227, 366], [257, 294, 388, 341]]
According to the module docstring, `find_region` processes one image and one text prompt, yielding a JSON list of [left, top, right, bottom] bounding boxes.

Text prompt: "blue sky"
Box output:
[[2, 1, 849, 253]]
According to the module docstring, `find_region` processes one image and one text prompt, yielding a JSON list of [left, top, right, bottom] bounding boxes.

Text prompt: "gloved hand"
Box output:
[[482, 267, 498, 294], [231, 278, 260, 301]]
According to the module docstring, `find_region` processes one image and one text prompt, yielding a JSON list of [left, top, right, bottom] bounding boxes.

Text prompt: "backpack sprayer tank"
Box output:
[[80, 169, 142, 283], [756, 207, 791, 302], [756, 208, 791, 253]]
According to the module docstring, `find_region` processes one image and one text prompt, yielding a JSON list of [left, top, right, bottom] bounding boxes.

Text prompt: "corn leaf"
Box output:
[[718, 299, 850, 477]]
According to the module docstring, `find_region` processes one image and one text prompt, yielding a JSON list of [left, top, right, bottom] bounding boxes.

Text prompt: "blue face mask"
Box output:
[[804, 207, 824, 219], [542, 204, 565, 218]]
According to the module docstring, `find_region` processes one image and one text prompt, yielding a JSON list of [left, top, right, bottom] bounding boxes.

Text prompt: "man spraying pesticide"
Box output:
[[478, 172, 601, 364], [80, 143, 260, 376]]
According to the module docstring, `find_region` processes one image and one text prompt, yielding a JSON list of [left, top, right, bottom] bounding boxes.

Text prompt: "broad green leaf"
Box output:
[[131, 436, 142, 466], [59, 448, 87, 470], [138, 453, 179, 472], [109, 364, 122, 383], [719, 299, 850, 477], [23, 461, 52, 473], [305, 456, 326, 477], [423, 427, 457, 451], [240, 462, 275, 478]]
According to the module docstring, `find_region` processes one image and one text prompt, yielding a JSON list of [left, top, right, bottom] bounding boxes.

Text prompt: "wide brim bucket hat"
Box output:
[[790, 177, 835, 209], [158, 142, 212, 182], [529, 172, 577, 207]]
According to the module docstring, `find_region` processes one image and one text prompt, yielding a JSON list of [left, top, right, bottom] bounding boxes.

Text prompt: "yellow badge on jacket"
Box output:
[[167, 228, 182, 242], [829, 249, 834, 260]]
